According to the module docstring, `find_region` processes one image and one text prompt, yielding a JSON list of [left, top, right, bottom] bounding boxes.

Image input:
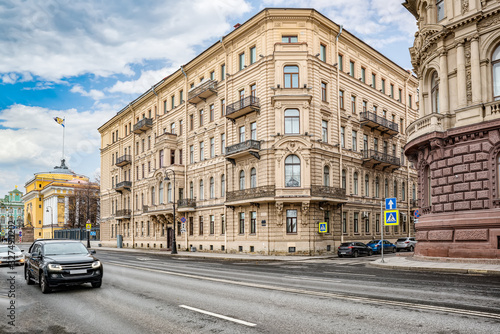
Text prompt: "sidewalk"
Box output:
[[369, 254, 500, 276]]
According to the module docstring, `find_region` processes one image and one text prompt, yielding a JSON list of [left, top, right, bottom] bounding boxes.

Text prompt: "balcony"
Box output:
[[114, 181, 132, 193], [406, 113, 445, 143], [226, 186, 275, 203], [362, 149, 400, 172], [187, 80, 218, 104], [360, 111, 398, 137], [115, 154, 132, 167], [115, 209, 131, 219], [133, 118, 153, 134], [225, 140, 261, 164], [310, 186, 346, 201], [177, 199, 196, 212], [155, 132, 177, 147], [226, 96, 260, 121]]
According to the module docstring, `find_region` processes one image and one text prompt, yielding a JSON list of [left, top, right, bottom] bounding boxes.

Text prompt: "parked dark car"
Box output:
[[338, 242, 373, 258], [25, 239, 103, 293], [396, 237, 417, 252], [366, 239, 396, 254]]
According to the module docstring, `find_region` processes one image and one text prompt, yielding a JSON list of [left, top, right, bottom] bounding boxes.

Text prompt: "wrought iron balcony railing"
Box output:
[[226, 140, 261, 156], [226, 186, 275, 202], [114, 181, 132, 193], [226, 96, 260, 120], [187, 80, 218, 104], [133, 118, 153, 134], [177, 199, 196, 208], [116, 154, 132, 167], [310, 186, 346, 199], [115, 209, 131, 219], [362, 149, 400, 167], [360, 111, 398, 136]]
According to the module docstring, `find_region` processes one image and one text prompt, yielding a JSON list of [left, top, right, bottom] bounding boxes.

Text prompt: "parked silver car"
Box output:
[[396, 237, 417, 252]]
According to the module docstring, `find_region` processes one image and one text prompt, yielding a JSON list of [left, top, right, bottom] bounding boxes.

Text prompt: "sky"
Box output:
[[0, 0, 417, 197]]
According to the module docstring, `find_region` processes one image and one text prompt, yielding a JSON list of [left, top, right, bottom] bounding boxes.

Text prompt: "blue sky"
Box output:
[[0, 0, 417, 197]]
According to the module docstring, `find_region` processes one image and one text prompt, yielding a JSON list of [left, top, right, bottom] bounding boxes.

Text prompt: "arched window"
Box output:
[[250, 168, 257, 188], [284, 109, 300, 134], [394, 180, 398, 198], [167, 183, 172, 203], [323, 166, 330, 186], [493, 45, 500, 101], [189, 181, 194, 199], [285, 155, 301, 187], [284, 65, 299, 88], [431, 71, 439, 113], [210, 177, 215, 199], [365, 174, 369, 196], [239, 170, 245, 190], [342, 170, 346, 189], [159, 181, 164, 204], [199, 179, 204, 200], [353, 172, 358, 195], [375, 177, 380, 198], [402, 182, 406, 201], [221, 174, 225, 197]]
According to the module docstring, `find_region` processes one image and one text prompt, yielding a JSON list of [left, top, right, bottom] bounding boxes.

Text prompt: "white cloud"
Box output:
[[0, 0, 252, 83], [108, 66, 179, 95], [70, 84, 105, 100]]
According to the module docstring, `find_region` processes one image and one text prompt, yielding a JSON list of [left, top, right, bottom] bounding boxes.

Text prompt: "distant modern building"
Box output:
[[403, 1, 500, 258], [23, 159, 96, 239], [0, 186, 24, 240], [98, 8, 419, 254]]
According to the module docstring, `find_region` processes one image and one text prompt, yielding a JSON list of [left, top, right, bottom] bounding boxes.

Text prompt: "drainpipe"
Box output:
[[404, 70, 412, 237], [335, 25, 343, 244], [180, 65, 188, 250], [220, 36, 229, 253]]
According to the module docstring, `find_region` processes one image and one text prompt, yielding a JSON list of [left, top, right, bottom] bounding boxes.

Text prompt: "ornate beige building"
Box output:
[[404, 1, 500, 258], [98, 8, 419, 255]]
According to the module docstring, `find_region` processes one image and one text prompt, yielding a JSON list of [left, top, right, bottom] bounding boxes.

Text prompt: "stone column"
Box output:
[[470, 35, 481, 103], [439, 50, 449, 114], [456, 42, 467, 108]]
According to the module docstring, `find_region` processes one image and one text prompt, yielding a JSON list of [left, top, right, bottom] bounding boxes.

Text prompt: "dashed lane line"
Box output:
[[179, 305, 257, 327]]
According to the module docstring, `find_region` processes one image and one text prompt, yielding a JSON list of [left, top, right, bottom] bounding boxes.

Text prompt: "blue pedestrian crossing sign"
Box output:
[[385, 198, 397, 210], [384, 210, 399, 226], [318, 222, 328, 233]]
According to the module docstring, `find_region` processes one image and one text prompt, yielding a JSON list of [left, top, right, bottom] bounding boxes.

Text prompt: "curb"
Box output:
[[368, 261, 500, 276]]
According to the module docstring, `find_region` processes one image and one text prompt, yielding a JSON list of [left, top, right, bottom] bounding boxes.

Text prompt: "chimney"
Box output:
[[234, 23, 241, 29]]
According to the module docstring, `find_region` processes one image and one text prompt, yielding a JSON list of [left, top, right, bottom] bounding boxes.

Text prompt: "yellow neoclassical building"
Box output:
[[99, 8, 419, 255], [23, 159, 91, 239]]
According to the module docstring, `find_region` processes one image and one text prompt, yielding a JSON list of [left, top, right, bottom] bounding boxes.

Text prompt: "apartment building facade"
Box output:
[[98, 8, 419, 255], [404, 0, 500, 258]]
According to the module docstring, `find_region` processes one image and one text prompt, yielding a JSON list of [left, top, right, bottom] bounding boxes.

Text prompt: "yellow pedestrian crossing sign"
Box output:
[[384, 210, 399, 226]]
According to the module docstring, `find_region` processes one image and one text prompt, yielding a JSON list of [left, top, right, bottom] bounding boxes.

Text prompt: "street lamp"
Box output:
[[46, 206, 53, 239], [164, 169, 177, 254]]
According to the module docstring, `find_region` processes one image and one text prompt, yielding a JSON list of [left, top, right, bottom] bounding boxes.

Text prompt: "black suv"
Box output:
[[338, 242, 373, 258], [25, 239, 103, 293]]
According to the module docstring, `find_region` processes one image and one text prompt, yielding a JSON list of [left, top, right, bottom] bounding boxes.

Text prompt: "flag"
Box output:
[[54, 117, 65, 127]]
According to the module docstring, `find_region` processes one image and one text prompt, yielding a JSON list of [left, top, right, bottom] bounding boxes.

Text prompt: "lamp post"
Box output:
[[46, 206, 53, 239], [164, 169, 177, 254]]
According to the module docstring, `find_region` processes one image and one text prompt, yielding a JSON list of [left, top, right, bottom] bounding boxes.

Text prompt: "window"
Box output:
[[385, 179, 389, 197], [409, 94, 412, 108], [341, 126, 345, 148], [338, 54, 343, 71], [239, 212, 245, 234], [221, 214, 225, 234], [353, 172, 358, 195], [363, 134, 368, 152], [210, 71, 215, 81], [190, 181, 194, 199], [375, 177, 380, 198], [210, 104, 214, 122], [163, 100, 167, 113], [189, 145, 194, 163], [199, 216, 204, 235], [365, 214, 370, 233], [179, 120, 183, 136], [221, 133, 226, 154], [402, 182, 406, 201], [349, 61, 354, 77], [376, 214, 380, 233], [284, 109, 300, 134], [151, 187, 155, 205], [351, 96, 356, 114], [342, 170, 346, 189], [339, 90, 344, 109], [321, 82, 327, 102], [239, 52, 245, 70], [286, 210, 297, 233], [239, 170, 245, 190], [372, 73, 376, 89], [437, 0, 444, 21], [365, 174, 369, 196], [250, 168, 257, 188], [170, 122, 176, 134], [401, 148, 405, 166], [199, 109, 204, 127], [494, 45, 500, 100], [199, 141, 204, 161], [363, 101, 367, 113], [171, 95, 175, 110], [398, 88, 402, 102], [322, 120, 328, 142], [361, 67, 366, 83], [199, 180, 204, 200], [239, 126, 245, 143], [250, 122, 257, 140], [250, 46, 256, 64], [324, 210, 330, 233], [390, 84, 394, 98], [354, 212, 359, 233], [413, 184, 416, 200], [167, 183, 172, 203], [221, 174, 225, 197], [221, 64, 225, 80], [431, 72, 440, 113], [189, 114, 194, 130], [141, 139, 145, 152], [210, 215, 215, 234], [324, 166, 330, 186], [210, 177, 214, 199], [342, 212, 347, 234], [400, 118, 404, 134], [381, 78, 386, 93], [394, 180, 398, 198], [189, 217, 194, 235], [221, 99, 226, 116], [285, 155, 301, 187], [250, 84, 256, 97], [284, 65, 299, 88], [239, 89, 245, 101], [352, 130, 357, 151], [170, 149, 175, 165], [210, 137, 215, 158], [320, 44, 326, 62], [282, 36, 298, 43], [180, 90, 184, 104], [250, 211, 256, 234]]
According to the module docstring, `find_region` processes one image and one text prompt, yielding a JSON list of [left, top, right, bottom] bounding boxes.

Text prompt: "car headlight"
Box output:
[[91, 261, 101, 269], [48, 263, 63, 271]]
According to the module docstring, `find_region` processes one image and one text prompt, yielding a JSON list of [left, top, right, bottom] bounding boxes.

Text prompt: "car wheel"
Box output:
[[392, 247, 396, 253], [409, 246, 414, 252], [368, 250, 373, 256], [91, 280, 102, 288], [40, 274, 51, 294], [25, 267, 34, 285], [353, 251, 359, 258]]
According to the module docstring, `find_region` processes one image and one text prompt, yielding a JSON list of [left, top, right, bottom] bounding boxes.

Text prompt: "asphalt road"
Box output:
[[1, 248, 500, 333]]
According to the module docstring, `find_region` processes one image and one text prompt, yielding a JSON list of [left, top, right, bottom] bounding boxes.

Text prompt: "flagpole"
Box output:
[[62, 117, 65, 160]]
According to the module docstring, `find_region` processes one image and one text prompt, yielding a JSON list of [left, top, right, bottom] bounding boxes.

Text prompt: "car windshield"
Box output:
[[339, 243, 352, 247], [397, 238, 407, 242], [368, 240, 380, 244], [43, 243, 89, 256], [0, 245, 21, 253]]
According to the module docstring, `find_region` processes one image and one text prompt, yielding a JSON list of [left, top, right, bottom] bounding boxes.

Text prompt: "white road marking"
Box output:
[[179, 305, 256, 327]]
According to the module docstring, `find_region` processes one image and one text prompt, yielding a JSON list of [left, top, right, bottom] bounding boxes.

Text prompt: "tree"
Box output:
[[67, 181, 100, 229]]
